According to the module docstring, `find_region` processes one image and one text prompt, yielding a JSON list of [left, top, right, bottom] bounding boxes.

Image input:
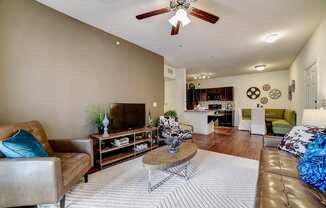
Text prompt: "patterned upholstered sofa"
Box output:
[[239, 109, 296, 135], [0, 121, 93, 208]]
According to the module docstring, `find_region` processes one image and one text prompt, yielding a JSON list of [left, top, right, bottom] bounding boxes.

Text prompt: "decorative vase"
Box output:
[[98, 125, 104, 135], [147, 111, 153, 127], [167, 134, 183, 154], [102, 113, 109, 137]]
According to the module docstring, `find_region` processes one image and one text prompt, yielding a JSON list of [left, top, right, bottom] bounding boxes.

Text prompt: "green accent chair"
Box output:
[[239, 109, 296, 135], [269, 109, 296, 135]]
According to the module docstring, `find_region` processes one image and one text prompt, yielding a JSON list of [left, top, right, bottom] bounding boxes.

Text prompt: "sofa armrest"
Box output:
[[0, 157, 63, 207], [179, 123, 194, 132], [49, 138, 94, 167], [264, 135, 283, 148]]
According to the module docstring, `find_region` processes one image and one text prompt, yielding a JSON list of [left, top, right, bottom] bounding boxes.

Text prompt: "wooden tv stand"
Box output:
[[90, 127, 159, 169]]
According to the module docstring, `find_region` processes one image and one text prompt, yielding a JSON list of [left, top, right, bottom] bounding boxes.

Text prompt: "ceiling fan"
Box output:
[[136, 0, 220, 35]]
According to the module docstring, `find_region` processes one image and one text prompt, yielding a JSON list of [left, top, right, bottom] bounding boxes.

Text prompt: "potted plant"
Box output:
[[164, 110, 178, 121], [95, 112, 105, 135]]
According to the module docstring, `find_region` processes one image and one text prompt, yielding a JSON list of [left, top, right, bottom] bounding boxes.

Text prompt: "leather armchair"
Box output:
[[0, 121, 94, 208], [49, 138, 94, 167]]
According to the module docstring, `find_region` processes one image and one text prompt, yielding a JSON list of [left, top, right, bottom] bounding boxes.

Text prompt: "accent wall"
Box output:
[[0, 0, 164, 138]]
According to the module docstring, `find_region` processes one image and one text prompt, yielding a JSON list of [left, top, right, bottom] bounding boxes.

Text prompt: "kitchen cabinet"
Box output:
[[200, 89, 207, 101], [224, 87, 234, 101], [207, 87, 233, 101], [218, 110, 234, 127], [186, 86, 234, 110], [186, 89, 195, 110]]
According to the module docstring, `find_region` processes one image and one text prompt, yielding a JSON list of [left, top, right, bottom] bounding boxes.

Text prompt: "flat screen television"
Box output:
[[109, 103, 145, 133]]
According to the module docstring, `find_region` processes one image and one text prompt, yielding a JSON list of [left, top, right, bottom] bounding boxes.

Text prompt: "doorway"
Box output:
[[304, 62, 318, 109]]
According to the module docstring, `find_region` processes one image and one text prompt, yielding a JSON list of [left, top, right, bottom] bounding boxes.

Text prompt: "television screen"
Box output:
[[109, 103, 145, 133]]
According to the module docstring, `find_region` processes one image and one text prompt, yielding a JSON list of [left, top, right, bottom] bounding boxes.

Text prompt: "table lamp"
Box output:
[[302, 109, 326, 128]]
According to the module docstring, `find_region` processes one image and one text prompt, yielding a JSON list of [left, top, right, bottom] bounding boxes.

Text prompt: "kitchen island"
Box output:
[[184, 110, 215, 135]]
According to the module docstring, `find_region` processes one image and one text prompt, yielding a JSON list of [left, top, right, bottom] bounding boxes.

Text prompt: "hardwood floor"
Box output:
[[88, 127, 263, 174], [192, 127, 263, 160]]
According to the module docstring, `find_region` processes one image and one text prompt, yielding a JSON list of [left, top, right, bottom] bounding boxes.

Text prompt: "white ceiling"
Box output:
[[37, 0, 326, 77]]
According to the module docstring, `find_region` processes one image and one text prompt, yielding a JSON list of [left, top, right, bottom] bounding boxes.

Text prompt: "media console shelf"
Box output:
[[90, 127, 159, 169]]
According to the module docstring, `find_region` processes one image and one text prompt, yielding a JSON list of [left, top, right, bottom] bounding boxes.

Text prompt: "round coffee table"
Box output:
[[143, 142, 197, 192]]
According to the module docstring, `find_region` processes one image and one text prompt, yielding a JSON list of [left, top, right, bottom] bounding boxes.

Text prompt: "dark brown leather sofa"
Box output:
[[256, 136, 326, 208], [0, 121, 93, 208]]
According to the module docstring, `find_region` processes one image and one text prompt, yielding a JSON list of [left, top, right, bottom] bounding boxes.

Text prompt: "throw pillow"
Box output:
[[0, 129, 48, 158], [168, 117, 179, 128], [279, 126, 324, 156], [298, 132, 326, 192], [159, 116, 169, 127]]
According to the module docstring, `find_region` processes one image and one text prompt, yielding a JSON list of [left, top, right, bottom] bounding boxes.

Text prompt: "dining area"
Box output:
[[238, 108, 296, 135]]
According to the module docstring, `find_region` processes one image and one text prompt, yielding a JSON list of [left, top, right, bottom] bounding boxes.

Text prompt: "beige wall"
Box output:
[[190, 70, 291, 125], [0, 0, 164, 138], [164, 67, 187, 122], [289, 17, 326, 124]]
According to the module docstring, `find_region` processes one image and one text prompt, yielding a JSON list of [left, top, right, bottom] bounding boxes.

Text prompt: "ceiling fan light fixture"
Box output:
[[169, 8, 191, 27]]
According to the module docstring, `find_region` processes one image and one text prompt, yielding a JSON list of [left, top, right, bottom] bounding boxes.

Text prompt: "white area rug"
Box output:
[[65, 150, 259, 208]]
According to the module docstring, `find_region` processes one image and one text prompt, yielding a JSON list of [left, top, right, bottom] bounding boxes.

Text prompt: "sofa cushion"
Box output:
[[260, 148, 298, 178], [265, 118, 278, 123], [242, 109, 251, 120], [265, 109, 285, 119], [284, 110, 296, 126], [272, 119, 292, 135], [257, 173, 325, 208], [279, 126, 324, 156], [51, 152, 91, 188], [0, 121, 53, 153]]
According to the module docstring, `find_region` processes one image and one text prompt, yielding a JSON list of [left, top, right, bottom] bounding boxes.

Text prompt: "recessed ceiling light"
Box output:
[[263, 33, 281, 43], [254, 65, 266, 71], [194, 77, 197, 80], [202, 75, 206, 79], [116, 41, 120, 45], [207, 76, 210, 79]]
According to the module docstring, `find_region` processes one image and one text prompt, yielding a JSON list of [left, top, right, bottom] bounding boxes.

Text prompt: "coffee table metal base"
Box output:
[[147, 161, 191, 193]]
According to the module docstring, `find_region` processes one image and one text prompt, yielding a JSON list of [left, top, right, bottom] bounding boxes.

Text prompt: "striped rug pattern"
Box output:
[[44, 150, 259, 208]]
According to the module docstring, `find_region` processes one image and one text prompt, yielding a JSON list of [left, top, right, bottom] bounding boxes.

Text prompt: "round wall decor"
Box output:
[[260, 97, 268, 105], [263, 84, 271, 91], [246, 87, 261, 100], [188, 83, 195, 89], [269, 89, 282, 100]]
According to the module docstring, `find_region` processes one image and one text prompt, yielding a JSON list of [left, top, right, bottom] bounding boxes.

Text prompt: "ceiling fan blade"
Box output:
[[190, 7, 220, 24], [171, 21, 181, 35], [136, 8, 170, 20]]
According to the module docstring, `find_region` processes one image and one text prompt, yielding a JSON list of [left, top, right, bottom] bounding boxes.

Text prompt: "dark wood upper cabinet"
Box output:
[[207, 87, 233, 101], [200, 89, 207, 101], [186, 87, 234, 109], [224, 87, 234, 101]]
